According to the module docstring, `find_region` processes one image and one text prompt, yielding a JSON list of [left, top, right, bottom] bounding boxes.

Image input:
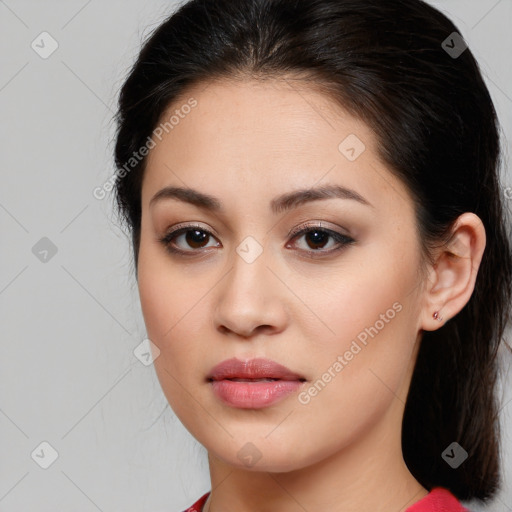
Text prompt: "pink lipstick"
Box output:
[[207, 357, 306, 409]]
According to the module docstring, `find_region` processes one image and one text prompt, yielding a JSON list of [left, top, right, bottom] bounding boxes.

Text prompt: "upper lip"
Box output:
[[207, 357, 306, 382]]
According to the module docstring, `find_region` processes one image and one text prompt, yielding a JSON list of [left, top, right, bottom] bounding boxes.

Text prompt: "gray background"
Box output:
[[1, 1, 511, 511]]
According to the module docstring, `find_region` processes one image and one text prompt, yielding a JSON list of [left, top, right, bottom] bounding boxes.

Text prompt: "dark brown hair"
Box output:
[[113, 0, 512, 503]]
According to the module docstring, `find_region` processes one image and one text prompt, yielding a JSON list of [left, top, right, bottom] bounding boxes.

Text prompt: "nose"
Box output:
[[213, 245, 289, 339]]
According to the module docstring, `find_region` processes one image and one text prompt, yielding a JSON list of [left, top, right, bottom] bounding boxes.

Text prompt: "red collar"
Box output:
[[184, 487, 470, 512], [183, 492, 209, 512], [406, 487, 470, 512]]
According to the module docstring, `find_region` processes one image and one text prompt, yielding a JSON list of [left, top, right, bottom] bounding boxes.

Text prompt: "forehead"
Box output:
[[141, 77, 413, 218], [149, 76, 372, 156]]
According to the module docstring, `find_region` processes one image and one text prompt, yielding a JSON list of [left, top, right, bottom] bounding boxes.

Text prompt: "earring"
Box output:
[[433, 311, 443, 322]]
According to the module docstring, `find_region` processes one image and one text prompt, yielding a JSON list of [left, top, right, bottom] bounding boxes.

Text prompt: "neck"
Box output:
[[203, 397, 428, 511]]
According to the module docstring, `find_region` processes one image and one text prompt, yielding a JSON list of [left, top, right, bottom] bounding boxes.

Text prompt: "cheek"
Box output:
[[137, 233, 195, 340], [292, 243, 421, 405], [288, 289, 417, 457], [137, 238, 217, 379], [137, 255, 209, 421], [137, 265, 172, 344], [137, 247, 184, 379], [291, 241, 419, 350], [301, 283, 414, 396], [138, 266, 205, 355]]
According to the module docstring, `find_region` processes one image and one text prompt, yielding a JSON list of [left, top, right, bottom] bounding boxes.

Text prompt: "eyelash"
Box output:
[[157, 222, 355, 258]]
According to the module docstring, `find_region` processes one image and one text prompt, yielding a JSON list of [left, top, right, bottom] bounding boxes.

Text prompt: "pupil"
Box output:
[[186, 230, 208, 248], [307, 230, 327, 249]]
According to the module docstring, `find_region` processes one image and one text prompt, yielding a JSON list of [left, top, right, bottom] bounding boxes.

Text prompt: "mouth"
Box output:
[[207, 356, 306, 382], [207, 357, 307, 409]]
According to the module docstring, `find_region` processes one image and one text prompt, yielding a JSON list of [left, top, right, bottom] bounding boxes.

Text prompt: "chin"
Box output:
[[205, 436, 320, 473]]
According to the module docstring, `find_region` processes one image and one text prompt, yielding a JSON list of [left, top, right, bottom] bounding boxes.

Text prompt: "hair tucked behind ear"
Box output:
[[113, 0, 512, 502]]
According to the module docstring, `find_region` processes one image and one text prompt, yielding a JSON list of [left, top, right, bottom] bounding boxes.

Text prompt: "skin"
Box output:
[[137, 77, 486, 512]]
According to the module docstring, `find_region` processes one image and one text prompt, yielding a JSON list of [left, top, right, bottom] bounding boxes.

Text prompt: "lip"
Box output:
[[207, 357, 306, 409], [208, 357, 305, 381]]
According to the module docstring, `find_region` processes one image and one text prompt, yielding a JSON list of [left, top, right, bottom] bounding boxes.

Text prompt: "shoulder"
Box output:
[[406, 487, 471, 512], [181, 491, 210, 512]]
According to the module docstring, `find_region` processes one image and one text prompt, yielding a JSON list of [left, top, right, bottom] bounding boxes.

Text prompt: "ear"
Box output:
[[420, 212, 486, 332]]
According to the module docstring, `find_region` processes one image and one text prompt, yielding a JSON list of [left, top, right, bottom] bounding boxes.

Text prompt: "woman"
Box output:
[[112, 0, 512, 510]]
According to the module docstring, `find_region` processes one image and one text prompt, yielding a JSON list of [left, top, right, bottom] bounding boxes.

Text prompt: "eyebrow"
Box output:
[[149, 183, 373, 214]]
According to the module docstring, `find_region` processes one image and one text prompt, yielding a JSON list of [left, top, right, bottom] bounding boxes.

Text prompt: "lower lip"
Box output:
[[210, 379, 304, 408]]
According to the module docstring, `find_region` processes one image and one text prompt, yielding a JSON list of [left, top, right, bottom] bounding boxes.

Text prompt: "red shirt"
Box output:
[[182, 487, 470, 511]]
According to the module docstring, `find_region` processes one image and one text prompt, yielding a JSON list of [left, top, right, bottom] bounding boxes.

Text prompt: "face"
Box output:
[[137, 77, 427, 472]]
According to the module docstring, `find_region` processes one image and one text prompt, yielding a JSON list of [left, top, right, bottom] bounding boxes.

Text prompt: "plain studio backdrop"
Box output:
[[0, 1, 511, 511]]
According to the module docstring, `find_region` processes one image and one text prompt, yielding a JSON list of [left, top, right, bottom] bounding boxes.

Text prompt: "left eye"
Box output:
[[158, 224, 354, 256], [288, 226, 354, 253]]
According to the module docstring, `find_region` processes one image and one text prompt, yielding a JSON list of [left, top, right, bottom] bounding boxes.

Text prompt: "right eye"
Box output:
[[158, 224, 221, 255]]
